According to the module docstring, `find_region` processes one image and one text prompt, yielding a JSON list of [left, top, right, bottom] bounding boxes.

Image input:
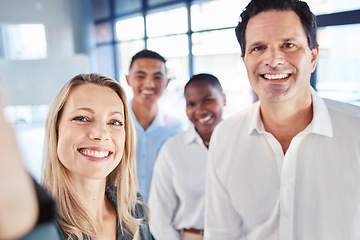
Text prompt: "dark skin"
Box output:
[[185, 81, 226, 148]]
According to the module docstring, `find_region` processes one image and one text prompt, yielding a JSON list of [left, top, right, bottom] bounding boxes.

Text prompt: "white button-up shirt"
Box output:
[[205, 89, 360, 240], [149, 125, 208, 240]]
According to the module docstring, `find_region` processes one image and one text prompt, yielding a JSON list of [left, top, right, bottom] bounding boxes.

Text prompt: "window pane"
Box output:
[[192, 29, 252, 116], [148, 34, 189, 58], [147, 35, 189, 121], [192, 29, 240, 55], [95, 45, 115, 79], [148, 0, 180, 7], [146, 7, 188, 37], [191, 0, 248, 31], [0, 24, 47, 60], [95, 22, 113, 44], [115, 0, 141, 15], [92, 0, 110, 20], [115, 16, 144, 41], [305, 0, 360, 14], [316, 24, 360, 106]]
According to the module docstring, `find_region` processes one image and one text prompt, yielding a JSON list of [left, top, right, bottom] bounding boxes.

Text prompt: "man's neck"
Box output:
[[260, 98, 313, 154], [131, 100, 158, 130]]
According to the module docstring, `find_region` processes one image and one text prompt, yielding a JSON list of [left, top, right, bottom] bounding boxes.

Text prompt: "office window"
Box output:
[[92, 0, 110, 20], [95, 45, 115, 79], [146, 7, 188, 37], [305, 0, 360, 14], [316, 24, 360, 106], [0, 24, 47, 60], [191, 0, 248, 31], [148, 0, 181, 7], [115, 0, 142, 15], [115, 16, 144, 41], [95, 22, 113, 44]]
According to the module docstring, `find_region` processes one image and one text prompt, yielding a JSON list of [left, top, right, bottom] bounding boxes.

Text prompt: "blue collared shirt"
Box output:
[[129, 105, 184, 203]]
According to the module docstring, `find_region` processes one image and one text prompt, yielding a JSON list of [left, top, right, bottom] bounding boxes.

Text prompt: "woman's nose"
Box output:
[[88, 122, 109, 141]]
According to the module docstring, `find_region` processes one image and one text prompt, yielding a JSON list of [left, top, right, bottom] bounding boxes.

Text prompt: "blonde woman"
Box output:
[[42, 73, 151, 240]]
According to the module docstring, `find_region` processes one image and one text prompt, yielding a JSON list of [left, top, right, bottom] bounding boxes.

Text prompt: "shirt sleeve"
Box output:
[[204, 133, 244, 240], [33, 179, 56, 224], [148, 144, 180, 240]]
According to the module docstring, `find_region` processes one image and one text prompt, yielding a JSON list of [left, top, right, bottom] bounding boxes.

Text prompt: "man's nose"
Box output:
[[143, 77, 155, 88], [263, 47, 285, 67]]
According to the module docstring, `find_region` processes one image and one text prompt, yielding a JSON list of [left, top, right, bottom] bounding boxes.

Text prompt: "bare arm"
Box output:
[[0, 96, 39, 239]]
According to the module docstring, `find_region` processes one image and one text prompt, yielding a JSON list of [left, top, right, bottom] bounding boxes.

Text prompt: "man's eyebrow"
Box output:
[[283, 38, 294, 42], [246, 41, 263, 49]]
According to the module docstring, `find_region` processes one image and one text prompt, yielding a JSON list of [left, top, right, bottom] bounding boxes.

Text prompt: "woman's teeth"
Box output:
[[199, 115, 212, 123], [79, 149, 110, 158]]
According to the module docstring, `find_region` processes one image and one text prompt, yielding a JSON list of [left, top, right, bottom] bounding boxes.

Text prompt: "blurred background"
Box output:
[[0, 0, 359, 181]]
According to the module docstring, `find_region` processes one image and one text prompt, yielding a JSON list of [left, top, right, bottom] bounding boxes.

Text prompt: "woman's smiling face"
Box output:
[[57, 83, 126, 180]]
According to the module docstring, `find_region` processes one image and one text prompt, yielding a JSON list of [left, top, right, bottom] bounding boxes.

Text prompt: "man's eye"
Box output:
[[186, 102, 195, 108], [109, 120, 124, 126], [204, 98, 214, 103], [73, 116, 88, 122], [283, 43, 294, 48], [250, 46, 265, 53]]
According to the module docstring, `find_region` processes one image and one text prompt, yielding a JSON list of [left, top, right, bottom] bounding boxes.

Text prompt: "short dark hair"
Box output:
[[235, 0, 318, 57], [129, 49, 167, 70], [185, 73, 223, 93]]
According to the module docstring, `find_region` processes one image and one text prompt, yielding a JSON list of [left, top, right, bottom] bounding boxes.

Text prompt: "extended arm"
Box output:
[[0, 95, 39, 239]]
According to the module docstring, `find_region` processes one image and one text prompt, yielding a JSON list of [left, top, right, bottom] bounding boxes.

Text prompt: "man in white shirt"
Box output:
[[149, 74, 226, 240], [204, 0, 360, 239]]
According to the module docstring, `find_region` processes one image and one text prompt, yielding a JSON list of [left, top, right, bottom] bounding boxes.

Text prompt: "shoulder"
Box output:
[[160, 129, 187, 149], [213, 103, 257, 139], [159, 109, 185, 130], [324, 98, 360, 119]]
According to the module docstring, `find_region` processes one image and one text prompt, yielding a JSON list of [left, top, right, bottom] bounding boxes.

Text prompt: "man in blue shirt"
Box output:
[[126, 49, 183, 203]]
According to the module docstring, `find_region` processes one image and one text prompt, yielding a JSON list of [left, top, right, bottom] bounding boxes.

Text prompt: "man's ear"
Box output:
[[125, 75, 131, 86], [222, 93, 227, 107], [311, 46, 319, 73]]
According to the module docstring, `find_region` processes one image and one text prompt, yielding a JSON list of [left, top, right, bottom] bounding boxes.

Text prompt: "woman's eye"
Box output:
[[73, 116, 88, 122], [109, 120, 124, 126]]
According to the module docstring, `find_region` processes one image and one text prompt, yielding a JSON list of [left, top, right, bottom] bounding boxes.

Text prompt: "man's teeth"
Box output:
[[263, 73, 290, 80], [80, 149, 110, 158], [199, 115, 212, 123], [142, 90, 154, 95]]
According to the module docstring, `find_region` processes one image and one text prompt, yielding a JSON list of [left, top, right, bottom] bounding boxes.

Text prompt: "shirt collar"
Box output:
[[129, 100, 166, 131], [184, 124, 203, 145], [249, 87, 333, 137]]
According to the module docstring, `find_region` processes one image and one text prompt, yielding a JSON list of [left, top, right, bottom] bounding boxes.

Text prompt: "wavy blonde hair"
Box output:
[[42, 73, 146, 240]]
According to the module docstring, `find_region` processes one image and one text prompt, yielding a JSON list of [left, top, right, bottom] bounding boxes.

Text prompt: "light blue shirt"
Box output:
[[129, 104, 184, 203]]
